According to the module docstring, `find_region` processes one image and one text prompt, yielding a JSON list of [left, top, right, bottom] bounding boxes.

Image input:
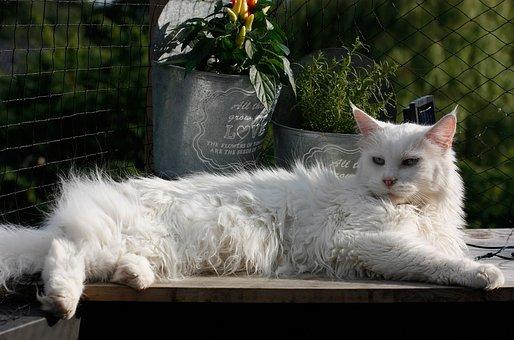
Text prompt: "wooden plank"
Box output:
[[466, 228, 514, 284], [82, 228, 514, 303]]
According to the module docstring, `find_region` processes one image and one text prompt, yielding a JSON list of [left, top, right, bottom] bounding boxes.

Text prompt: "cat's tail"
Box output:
[[0, 224, 56, 288]]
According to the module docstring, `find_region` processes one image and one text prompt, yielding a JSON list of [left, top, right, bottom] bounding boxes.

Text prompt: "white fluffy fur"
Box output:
[[0, 106, 504, 319]]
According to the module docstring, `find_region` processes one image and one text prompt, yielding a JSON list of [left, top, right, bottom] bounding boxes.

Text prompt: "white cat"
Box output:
[[0, 105, 504, 319]]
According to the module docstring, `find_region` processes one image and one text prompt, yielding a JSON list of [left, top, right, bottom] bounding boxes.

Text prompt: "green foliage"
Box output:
[[159, 0, 294, 109], [295, 39, 397, 134]]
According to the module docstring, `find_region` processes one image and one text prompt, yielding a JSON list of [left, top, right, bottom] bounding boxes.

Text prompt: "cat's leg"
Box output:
[[38, 238, 85, 319], [333, 231, 504, 289], [111, 253, 155, 290]]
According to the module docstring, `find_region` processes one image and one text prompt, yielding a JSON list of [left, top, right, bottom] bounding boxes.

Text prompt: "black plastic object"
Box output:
[[403, 95, 436, 125]]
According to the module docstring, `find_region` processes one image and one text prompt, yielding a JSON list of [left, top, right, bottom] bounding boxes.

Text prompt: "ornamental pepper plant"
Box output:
[[160, 0, 295, 109]]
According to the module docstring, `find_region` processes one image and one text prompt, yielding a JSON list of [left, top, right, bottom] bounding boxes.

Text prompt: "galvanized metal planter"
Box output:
[[152, 62, 274, 178], [272, 47, 395, 177], [273, 121, 360, 177], [272, 92, 361, 177]]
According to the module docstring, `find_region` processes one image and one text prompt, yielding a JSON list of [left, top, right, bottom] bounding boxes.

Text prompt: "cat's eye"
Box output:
[[402, 158, 420, 166], [372, 157, 385, 165]]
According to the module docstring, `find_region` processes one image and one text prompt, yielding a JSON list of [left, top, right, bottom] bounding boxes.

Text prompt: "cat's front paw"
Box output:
[[38, 293, 79, 320], [111, 254, 155, 291], [465, 264, 505, 290]]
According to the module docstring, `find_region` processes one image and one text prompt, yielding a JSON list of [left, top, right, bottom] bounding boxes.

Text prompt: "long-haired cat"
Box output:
[[0, 105, 504, 319]]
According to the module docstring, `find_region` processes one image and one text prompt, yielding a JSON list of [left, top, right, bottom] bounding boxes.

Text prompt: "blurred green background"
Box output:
[[0, 0, 512, 228]]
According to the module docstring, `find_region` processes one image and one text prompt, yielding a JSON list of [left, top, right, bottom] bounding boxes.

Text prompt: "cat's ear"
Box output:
[[351, 102, 381, 136], [425, 106, 458, 150]]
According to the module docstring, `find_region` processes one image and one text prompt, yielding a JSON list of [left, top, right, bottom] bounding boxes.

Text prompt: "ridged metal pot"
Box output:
[[272, 47, 395, 177], [273, 122, 360, 176], [152, 62, 274, 178]]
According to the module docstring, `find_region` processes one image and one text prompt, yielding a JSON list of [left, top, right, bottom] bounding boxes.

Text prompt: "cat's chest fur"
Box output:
[[297, 174, 424, 234]]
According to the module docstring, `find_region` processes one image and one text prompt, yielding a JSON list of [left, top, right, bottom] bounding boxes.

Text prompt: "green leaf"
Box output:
[[250, 65, 277, 109], [258, 59, 282, 78], [264, 30, 285, 45], [265, 19, 274, 30], [181, 25, 206, 51], [219, 36, 235, 51], [184, 38, 215, 71], [245, 40, 255, 59], [275, 42, 290, 56], [162, 54, 189, 66], [281, 56, 296, 96]]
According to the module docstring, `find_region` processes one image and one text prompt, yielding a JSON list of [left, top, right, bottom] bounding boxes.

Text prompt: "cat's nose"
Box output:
[[383, 177, 397, 188]]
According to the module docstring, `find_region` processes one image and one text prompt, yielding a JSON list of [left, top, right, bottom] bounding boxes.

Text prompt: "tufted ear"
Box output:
[[425, 106, 458, 150], [351, 102, 381, 136]]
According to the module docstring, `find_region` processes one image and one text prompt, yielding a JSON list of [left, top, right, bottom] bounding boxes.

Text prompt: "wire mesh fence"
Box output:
[[0, 0, 152, 224], [0, 0, 512, 228]]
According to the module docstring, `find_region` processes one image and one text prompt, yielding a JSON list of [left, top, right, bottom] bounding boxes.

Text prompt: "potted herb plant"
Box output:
[[152, 0, 295, 178], [272, 39, 397, 176]]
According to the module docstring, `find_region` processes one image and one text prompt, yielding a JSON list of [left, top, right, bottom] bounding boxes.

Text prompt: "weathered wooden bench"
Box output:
[[83, 228, 514, 304], [2, 228, 512, 339]]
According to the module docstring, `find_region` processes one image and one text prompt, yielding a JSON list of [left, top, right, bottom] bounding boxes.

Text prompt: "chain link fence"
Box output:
[[0, 0, 512, 228]]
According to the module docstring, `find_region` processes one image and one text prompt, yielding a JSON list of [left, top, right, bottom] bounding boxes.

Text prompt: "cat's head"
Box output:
[[352, 103, 462, 206]]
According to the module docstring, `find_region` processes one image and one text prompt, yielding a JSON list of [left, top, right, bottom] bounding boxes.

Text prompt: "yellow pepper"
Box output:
[[226, 8, 238, 23], [233, 0, 242, 16], [235, 26, 246, 48], [239, 0, 249, 19], [239, 0, 250, 20], [245, 14, 254, 32]]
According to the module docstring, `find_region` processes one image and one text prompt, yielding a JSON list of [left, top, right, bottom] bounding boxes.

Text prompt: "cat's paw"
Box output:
[[465, 264, 505, 290], [38, 293, 79, 320], [111, 254, 155, 291]]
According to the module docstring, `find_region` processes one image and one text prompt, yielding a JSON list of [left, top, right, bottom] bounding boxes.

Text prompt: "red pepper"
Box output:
[[247, 0, 257, 11]]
